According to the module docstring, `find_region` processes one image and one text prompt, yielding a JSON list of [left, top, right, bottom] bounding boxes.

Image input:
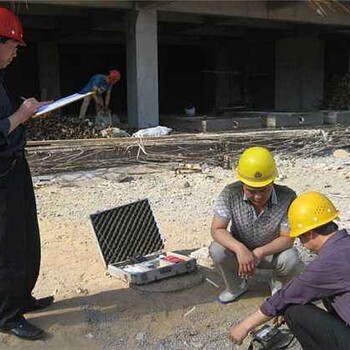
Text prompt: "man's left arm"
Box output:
[[92, 86, 103, 107], [253, 226, 294, 261], [105, 90, 111, 108], [230, 255, 339, 345], [229, 309, 271, 344]]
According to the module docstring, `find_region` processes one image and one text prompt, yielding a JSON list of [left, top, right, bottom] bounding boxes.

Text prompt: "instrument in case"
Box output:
[[90, 199, 197, 285]]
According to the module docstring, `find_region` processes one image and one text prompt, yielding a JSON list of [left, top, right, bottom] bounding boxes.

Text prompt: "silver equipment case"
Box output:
[[90, 199, 197, 285]]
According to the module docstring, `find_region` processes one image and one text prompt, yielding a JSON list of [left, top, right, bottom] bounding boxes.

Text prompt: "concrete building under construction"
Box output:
[[3, 0, 350, 129]]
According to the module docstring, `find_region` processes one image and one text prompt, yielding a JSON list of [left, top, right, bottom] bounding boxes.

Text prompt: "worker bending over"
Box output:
[[79, 69, 120, 119]]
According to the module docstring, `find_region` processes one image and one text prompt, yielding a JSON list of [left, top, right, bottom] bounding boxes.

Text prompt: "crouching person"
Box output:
[[230, 192, 350, 350], [209, 147, 303, 304]]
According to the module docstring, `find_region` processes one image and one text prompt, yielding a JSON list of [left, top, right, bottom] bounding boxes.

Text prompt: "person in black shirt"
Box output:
[[0, 7, 52, 340]]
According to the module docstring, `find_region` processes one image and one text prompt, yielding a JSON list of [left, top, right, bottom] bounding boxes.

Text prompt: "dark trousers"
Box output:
[[0, 156, 40, 326], [285, 304, 350, 350]]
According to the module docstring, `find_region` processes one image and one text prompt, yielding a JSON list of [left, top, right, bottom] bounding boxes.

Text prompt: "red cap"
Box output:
[[109, 70, 121, 84], [0, 8, 25, 46]]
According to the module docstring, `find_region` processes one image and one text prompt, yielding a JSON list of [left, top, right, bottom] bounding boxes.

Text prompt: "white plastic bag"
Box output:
[[132, 126, 172, 138]]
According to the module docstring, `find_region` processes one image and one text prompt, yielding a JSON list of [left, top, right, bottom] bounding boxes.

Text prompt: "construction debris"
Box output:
[[132, 126, 172, 138], [175, 163, 203, 174], [25, 114, 130, 141], [183, 306, 196, 318], [100, 127, 130, 138], [205, 278, 220, 289], [26, 115, 99, 140], [95, 109, 112, 130]]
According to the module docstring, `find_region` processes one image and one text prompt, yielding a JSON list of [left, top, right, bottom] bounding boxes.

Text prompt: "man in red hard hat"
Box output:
[[79, 69, 121, 119], [0, 7, 52, 340]]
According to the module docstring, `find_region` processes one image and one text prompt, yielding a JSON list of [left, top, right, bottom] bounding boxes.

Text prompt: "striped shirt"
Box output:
[[213, 182, 296, 250]]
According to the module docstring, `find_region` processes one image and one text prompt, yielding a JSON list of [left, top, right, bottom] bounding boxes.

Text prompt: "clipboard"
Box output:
[[34, 91, 94, 117]]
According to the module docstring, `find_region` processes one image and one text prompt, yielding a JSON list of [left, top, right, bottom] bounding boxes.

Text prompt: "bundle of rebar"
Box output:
[[25, 126, 349, 176]]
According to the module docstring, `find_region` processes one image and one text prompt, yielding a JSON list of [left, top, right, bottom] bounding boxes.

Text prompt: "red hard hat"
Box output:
[[0, 7, 25, 46], [109, 70, 121, 83]]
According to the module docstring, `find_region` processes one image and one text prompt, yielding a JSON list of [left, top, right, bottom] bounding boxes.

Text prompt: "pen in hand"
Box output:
[[19, 96, 40, 118], [19, 96, 53, 119]]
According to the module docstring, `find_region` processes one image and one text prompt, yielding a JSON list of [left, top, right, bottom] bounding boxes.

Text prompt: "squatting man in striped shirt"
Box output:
[[209, 147, 303, 304], [230, 192, 350, 349]]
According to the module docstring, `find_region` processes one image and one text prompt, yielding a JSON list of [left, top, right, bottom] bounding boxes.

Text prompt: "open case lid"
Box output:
[[90, 199, 164, 266]]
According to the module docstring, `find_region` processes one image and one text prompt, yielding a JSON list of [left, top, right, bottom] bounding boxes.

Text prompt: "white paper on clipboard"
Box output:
[[34, 91, 94, 117]]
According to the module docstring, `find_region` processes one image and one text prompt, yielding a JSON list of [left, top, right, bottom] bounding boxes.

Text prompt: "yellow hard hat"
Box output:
[[288, 192, 339, 238], [236, 147, 277, 187]]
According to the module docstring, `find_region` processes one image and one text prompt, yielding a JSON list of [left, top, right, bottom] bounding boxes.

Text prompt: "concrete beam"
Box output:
[[8, 1, 350, 27], [5, 1, 132, 11], [157, 1, 350, 27], [136, 1, 172, 10]]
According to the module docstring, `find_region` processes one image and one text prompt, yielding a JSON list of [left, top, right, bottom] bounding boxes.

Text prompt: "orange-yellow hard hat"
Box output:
[[0, 7, 25, 46], [288, 192, 339, 238], [236, 147, 277, 188]]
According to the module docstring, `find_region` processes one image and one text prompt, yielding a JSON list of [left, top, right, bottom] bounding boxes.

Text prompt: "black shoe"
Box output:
[[0, 316, 44, 340], [23, 296, 54, 313]]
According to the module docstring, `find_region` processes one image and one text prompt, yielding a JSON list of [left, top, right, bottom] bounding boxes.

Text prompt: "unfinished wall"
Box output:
[[6, 44, 40, 100], [215, 46, 232, 110], [275, 37, 324, 111], [37, 42, 60, 101]]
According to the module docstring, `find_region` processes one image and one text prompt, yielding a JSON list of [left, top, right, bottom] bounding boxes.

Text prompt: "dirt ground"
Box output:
[[2, 151, 350, 350]]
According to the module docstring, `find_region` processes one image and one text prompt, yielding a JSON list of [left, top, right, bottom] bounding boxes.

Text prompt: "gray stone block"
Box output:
[[264, 113, 300, 128], [202, 117, 262, 132], [323, 111, 350, 124], [294, 112, 324, 126], [264, 112, 323, 128]]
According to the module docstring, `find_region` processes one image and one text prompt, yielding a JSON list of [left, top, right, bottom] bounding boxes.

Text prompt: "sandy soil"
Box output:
[[1, 152, 349, 350]]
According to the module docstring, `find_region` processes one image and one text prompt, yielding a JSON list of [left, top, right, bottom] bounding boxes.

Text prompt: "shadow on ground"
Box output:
[[29, 246, 270, 330]]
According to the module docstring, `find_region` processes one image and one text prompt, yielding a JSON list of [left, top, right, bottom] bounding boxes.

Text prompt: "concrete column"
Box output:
[[37, 42, 61, 101], [126, 8, 159, 128], [275, 37, 324, 111]]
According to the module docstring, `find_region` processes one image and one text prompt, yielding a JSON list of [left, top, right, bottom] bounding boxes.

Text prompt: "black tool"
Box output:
[[248, 325, 295, 350]]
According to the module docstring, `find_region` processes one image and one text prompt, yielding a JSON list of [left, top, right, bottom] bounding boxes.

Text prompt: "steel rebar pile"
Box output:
[[24, 126, 350, 176]]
